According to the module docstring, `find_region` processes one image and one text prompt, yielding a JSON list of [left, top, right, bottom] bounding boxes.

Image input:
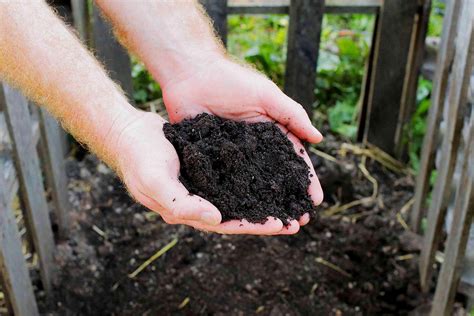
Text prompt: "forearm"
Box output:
[[95, 0, 225, 88], [0, 1, 138, 170]]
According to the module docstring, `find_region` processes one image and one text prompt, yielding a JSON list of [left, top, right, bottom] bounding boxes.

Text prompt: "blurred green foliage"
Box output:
[[131, 57, 161, 104], [228, 15, 288, 86], [317, 14, 374, 140]]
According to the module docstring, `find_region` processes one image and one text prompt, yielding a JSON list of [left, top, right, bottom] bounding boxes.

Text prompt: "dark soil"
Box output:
[[38, 135, 450, 315], [163, 114, 315, 225]]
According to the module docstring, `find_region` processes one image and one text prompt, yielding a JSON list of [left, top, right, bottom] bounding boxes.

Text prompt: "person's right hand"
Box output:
[[112, 110, 297, 235]]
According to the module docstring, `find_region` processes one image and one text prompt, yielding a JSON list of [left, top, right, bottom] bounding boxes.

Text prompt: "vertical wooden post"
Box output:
[[200, 0, 228, 45], [431, 112, 474, 316], [91, 4, 134, 100], [284, 0, 324, 116], [0, 83, 55, 294], [38, 108, 71, 239], [71, 0, 89, 42], [418, 0, 474, 291], [410, 0, 462, 232], [395, 0, 432, 158], [0, 171, 39, 316], [361, 0, 418, 155]]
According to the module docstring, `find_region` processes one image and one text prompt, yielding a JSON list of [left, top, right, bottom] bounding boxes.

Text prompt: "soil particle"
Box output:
[[163, 114, 316, 225]]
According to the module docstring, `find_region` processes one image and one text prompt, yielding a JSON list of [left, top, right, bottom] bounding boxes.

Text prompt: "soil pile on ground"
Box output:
[[41, 151, 440, 315], [163, 113, 316, 224]]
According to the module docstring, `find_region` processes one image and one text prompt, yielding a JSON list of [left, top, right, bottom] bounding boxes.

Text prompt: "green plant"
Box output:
[[228, 15, 288, 87], [131, 57, 162, 104], [316, 14, 374, 139], [428, 0, 445, 37]]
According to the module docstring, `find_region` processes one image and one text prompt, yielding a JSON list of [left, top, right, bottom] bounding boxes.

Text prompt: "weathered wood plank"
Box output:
[[2, 157, 19, 206], [0, 159, 39, 316], [39, 108, 70, 239], [0, 113, 39, 148], [431, 112, 474, 316], [361, 0, 418, 155], [410, 0, 462, 232], [91, 4, 133, 100], [284, 0, 324, 116], [395, 0, 432, 159], [200, 0, 228, 45], [0, 83, 55, 294], [357, 13, 379, 141], [228, 0, 381, 14], [419, 1, 474, 291]]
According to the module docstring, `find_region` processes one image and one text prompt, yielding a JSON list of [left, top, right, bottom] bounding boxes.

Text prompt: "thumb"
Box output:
[[263, 88, 323, 143], [153, 176, 222, 226]]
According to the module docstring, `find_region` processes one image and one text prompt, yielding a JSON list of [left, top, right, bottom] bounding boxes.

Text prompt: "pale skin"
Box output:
[[0, 0, 323, 235]]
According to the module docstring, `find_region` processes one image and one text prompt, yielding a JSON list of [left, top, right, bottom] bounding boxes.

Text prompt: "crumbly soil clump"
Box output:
[[163, 113, 316, 224]]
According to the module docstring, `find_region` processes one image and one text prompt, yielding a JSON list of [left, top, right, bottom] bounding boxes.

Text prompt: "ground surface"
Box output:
[[40, 137, 442, 315], [164, 114, 315, 224]]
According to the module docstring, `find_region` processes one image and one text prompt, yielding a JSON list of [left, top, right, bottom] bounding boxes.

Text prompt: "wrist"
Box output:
[[97, 102, 142, 173], [149, 46, 226, 89]]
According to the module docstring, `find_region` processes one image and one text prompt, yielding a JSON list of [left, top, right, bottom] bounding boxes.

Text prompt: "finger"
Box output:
[[138, 173, 222, 226], [262, 87, 323, 143], [270, 219, 300, 235], [298, 213, 310, 226], [181, 217, 284, 235], [284, 130, 324, 206]]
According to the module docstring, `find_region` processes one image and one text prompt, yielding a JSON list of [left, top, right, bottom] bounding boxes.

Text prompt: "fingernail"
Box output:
[[313, 127, 323, 141], [201, 211, 220, 226]]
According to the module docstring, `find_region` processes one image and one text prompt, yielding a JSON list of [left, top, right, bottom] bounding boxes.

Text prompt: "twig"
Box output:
[[339, 143, 411, 175], [323, 163, 378, 217], [308, 147, 338, 163], [128, 238, 178, 279], [395, 254, 415, 261], [92, 225, 107, 239], [358, 163, 378, 200], [178, 297, 190, 309], [323, 197, 373, 217], [399, 197, 415, 215], [315, 257, 352, 278], [396, 213, 410, 231]]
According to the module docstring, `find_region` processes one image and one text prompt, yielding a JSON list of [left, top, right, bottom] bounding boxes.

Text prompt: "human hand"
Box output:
[[161, 56, 324, 234], [113, 111, 291, 235]]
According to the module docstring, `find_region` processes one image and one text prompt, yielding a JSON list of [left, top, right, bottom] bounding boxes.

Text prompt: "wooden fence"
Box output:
[[410, 0, 474, 314], [1, 0, 469, 315]]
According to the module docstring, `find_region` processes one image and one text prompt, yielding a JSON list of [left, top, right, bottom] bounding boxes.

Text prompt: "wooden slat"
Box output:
[[200, 0, 228, 45], [419, 1, 474, 291], [71, 0, 89, 42], [431, 112, 474, 316], [38, 108, 70, 239], [228, 0, 381, 14], [0, 83, 55, 294], [1, 114, 40, 148], [361, 0, 418, 155], [357, 13, 379, 141], [410, 0, 462, 232], [91, 4, 133, 101], [284, 0, 324, 116], [2, 158, 19, 205], [0, 169, 39, 316], [395, 0, 432, 159]]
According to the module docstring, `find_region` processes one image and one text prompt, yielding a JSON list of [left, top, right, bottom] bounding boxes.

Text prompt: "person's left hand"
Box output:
[[161, 56, 324, 235]]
